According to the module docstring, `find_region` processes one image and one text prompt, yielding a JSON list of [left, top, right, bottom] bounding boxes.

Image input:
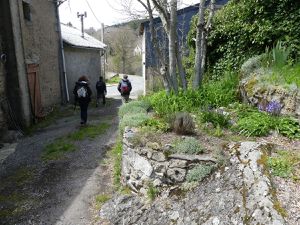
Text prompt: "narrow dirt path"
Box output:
[[0, 98, 121, 225]]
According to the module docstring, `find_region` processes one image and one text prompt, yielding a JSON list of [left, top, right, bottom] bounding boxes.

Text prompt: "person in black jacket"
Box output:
[[96, 76, 107, 107], [117, 75, 132, 103], [73, 75, 92, 125]]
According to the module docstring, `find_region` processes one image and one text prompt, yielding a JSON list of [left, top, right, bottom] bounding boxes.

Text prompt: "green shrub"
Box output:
[[106, 75, 120, 84], [118, 100, 150, 118], [173, 137, 204, 154], [234, 111, 274, 137], [201, 70, 239, 107], [141, 117, 169, 132], [276, 117, 300, 139], [212, 0, 300, 77], [186, 164, 214, 182], [172, 112, 195, 135], [200, 111, 230, 128], [148, 71, 239, 116], [185, 0, 300, 77], [148, 89, 205, 116], [119, 113, 150, 132]]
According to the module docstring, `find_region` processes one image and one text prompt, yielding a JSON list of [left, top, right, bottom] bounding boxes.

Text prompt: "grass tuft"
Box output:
[[68, 123, 110, 141], [147, 183, 158, 201], [111, 140, 123, 188], [95, 194, 111, 210], [42, 139, 76, 161]]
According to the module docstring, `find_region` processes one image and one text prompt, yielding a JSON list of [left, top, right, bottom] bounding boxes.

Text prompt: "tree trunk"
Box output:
[[193, 0, 206, 89], [169, 0, 178, 93], [175, 41, 187, 91], [147, 0, 172, 93], [193, 0, 216, 89]]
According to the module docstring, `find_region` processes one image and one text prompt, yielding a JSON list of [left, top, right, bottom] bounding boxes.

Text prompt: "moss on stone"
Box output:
[[244, 76, 258, 96]]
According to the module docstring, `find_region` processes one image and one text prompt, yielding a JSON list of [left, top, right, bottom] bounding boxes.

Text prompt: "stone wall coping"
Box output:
[[168, 154, 217, 163]]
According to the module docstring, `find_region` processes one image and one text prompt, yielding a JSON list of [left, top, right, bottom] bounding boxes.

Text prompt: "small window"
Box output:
[[22, 1, 31, 21]]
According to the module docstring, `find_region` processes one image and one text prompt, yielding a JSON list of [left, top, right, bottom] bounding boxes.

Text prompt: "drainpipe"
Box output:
[[55, 1, 69, 102]]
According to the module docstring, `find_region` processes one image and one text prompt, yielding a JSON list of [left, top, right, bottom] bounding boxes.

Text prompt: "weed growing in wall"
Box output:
[[173, 137, 204, 155], [186, 164, 214, 182]]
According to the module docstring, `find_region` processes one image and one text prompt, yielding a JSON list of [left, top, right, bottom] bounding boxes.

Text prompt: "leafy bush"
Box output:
[[148, 71, 239, 116], [186, 0, 300, 77], [172, 112, 195, 135], [173, 137, 203, 154], [141, 117, 169, 132], [148, 89, 205, 116], [186, 164, 214, 182], [234, 111, 274, 137], [276, 117, 300, 139], [201, 70, 239, 107], [200, 110, 230, 128]]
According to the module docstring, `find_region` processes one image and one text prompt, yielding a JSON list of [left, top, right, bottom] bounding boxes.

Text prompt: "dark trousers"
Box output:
[[79, 102, 89, 124], [96, 93, 106, 105]]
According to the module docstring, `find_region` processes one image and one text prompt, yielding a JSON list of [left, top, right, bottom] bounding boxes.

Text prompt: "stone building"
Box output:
[[0, 0, 65, 138], [61, 24, 106, 102]]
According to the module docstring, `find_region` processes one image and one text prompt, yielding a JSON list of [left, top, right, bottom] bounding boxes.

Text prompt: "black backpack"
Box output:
[[96, 81, 105, 92]]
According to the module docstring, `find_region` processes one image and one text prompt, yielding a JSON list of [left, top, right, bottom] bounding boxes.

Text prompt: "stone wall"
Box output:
[[101, 141, 287, 225], [0, 33, 7, 134], [18, 0, 62, 107], [64, 46, 101, 103], [121, 128, 217, 194]]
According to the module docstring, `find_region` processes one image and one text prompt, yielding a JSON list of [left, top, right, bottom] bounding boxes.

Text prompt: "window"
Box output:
[[22, 1, 31, 21]]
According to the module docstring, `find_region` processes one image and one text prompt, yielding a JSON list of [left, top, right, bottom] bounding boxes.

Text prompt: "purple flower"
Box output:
[[265, 100, 281, 116], [257, 100, 281, 116]]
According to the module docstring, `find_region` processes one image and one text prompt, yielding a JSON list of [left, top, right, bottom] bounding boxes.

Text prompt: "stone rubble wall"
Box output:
[[239, 77, 300, 117], [121, 128, 216, 194], [101, 141, 287, 225]]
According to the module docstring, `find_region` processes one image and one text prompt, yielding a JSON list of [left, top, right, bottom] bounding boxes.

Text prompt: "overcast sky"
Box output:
[[59, 0, 199, 30]]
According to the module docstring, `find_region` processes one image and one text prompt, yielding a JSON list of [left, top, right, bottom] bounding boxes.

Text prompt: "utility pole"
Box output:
[[100, 23, 106, 79], [77, 11, 87, 38]]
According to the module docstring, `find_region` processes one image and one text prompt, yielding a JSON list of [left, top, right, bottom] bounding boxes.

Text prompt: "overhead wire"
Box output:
[[84, 0, 102, 25]]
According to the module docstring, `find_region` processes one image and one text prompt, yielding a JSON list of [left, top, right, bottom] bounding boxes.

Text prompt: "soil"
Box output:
[[0, 98, 121, 225]]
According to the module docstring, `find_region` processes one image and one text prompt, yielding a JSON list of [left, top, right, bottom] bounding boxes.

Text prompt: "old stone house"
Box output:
[[61, 24, 106, 102], [0, 0, 66, 139]]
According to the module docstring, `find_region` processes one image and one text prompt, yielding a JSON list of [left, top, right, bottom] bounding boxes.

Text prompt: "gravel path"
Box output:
[[0, 98, 120, 225]]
